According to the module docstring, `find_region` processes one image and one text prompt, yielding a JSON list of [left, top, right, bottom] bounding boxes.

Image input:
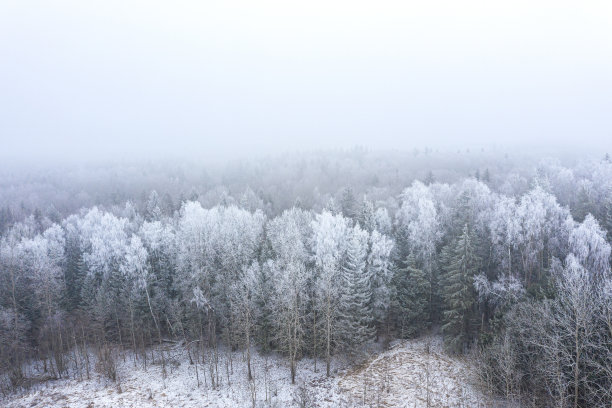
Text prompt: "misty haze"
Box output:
[[1, 1, 611, 408]]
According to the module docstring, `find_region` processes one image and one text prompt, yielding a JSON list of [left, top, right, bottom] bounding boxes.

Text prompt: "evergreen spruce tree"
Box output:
[[324, 197, 340, 215], [483, 168, 491, 183], [337, 226, 374, 352], [161, 192, 175, 216], [0, 206, 14, 235], [441, 224, 481, 353], [340, 187, 357, 220], [253, 261, 275, 351], [358, 197, 376, 232], [574, 186, 592, 222], [103, 262, 130, 340], [368, 231, 394, 338], [63, 238, 86, 311], [424, 170, 435, 185], [604, 197, 612, 240], [392, 253, 430, 338], [146, 190, 162, 221]]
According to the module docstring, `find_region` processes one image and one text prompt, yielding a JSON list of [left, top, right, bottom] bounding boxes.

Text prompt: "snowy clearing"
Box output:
[[2, 336, 508, 408], [336, 336, 507, 407]]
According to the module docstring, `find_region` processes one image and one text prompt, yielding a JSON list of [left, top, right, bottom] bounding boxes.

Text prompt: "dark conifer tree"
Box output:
[[393, 253, 430, 338], [441, 224, 481, 353]]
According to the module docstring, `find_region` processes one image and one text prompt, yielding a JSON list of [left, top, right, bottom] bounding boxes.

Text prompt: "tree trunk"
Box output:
[[326, 295, 331, 377], [246, 308, 252, 381], [574, 324, 580, 408], [128, 298, 137, 365], [313, 309, 317, 373], [145, 286, 165, 376]]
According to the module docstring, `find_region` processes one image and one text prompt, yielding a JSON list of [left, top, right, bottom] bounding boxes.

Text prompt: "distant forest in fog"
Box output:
[[0, 147, 601, 230]]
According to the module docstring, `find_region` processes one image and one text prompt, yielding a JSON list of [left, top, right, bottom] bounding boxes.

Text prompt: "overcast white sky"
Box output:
[[1, 0, 611, 162]]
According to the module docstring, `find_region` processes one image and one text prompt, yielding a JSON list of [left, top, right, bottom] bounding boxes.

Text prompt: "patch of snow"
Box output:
[[2, 336, 511, 408]]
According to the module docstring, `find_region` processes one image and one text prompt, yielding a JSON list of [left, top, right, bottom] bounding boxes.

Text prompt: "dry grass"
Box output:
[[337, 336, 495, 408]]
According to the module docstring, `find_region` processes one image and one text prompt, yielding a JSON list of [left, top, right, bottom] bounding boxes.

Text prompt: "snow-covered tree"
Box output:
[[340, 187, 357, 220], [265, 207, 312, 380], [357, 197, 376, 232], [396, 181, 441, 272], [239, 187, 265, 213], [20, 224, 66, 319], [266, 207, 311, 266], [489, 196, 520, 276], [395, 181, 442, 323], [229, 263, 259, 380], [270, 260, 308, 383], [368, 230, 394, 337], [77, 208, 130, 342], [62, 216, 87, 311], [374, 207, 392, 236], [337, 224, 374, 352], [553, 255, 598, 408], [16, 224, 67, 374], [568, 214, 611, 279], [120, 235, 149, 350], [311, 210, 349, 376], [252, 260, 275, 351], [140, 220, 176, 330], [146, 190, 163, 221], [473, 273, 525, 312], [497, 187, 572, 286], [176, 202, 265, 316], [0, 228, 33, 377]]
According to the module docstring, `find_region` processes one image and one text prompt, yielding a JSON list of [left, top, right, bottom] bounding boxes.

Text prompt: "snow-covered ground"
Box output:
[[2, 336, 509, 408]]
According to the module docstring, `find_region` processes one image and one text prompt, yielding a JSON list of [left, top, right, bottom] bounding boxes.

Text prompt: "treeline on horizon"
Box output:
[[0, 147, 547, 229], [0, 151, 611, 407]]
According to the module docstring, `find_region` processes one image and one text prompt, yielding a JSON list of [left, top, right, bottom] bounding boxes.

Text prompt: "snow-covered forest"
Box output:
[[1, 150, 611, 407]]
